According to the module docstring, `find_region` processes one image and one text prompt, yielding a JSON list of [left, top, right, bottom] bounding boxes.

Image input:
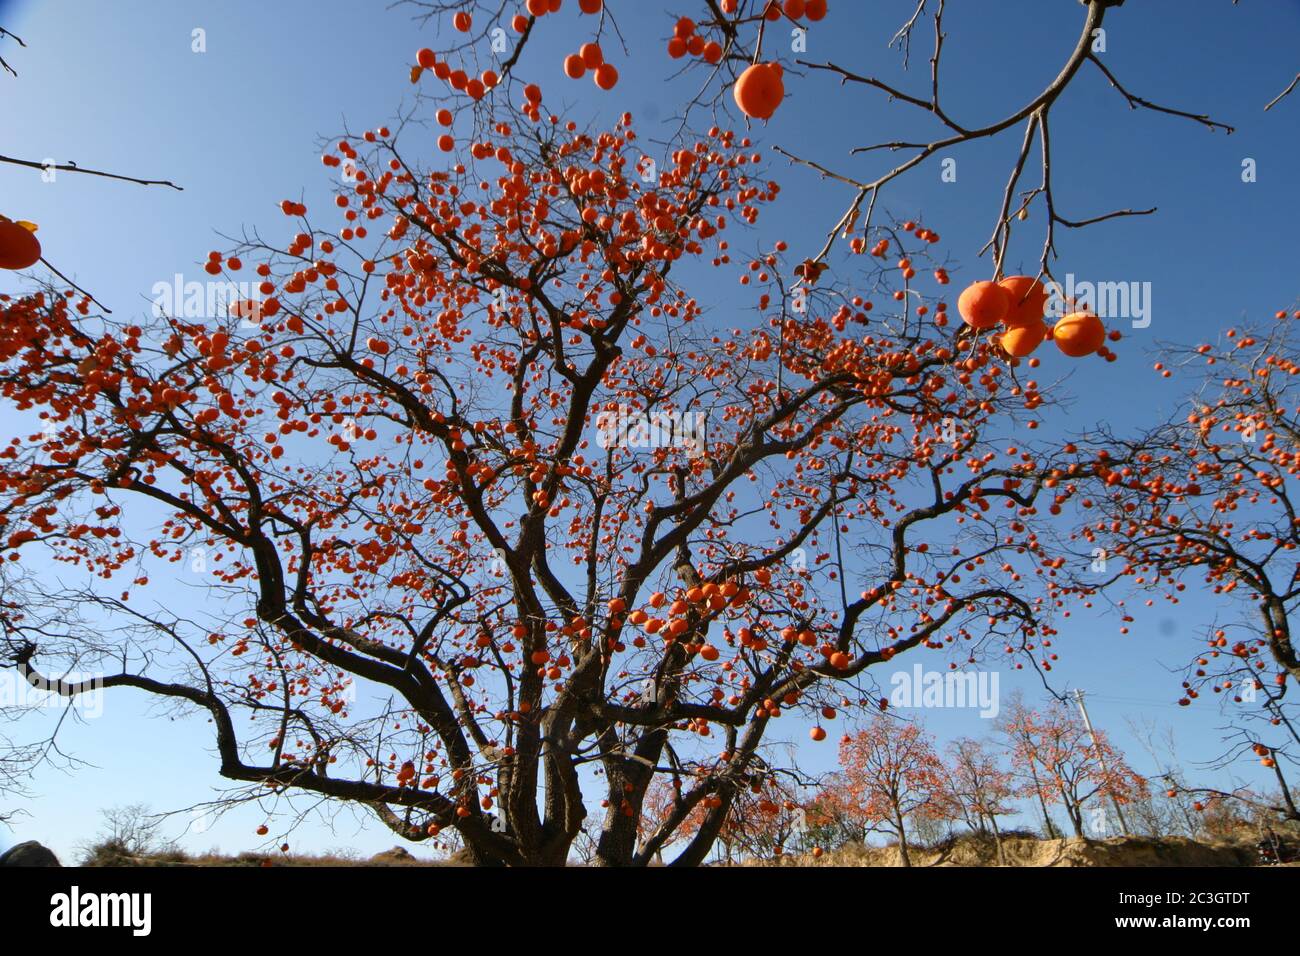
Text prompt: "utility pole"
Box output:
[[1073, 688, 1130, 837]]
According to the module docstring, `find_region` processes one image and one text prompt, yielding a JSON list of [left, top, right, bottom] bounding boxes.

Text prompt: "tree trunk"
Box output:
[[990, 815, 1007, 866], [1024, 756, 1059, 839], [1064, 796, 1084, 838], [894, 806, 912, 867], [593, 808, 638, 866]]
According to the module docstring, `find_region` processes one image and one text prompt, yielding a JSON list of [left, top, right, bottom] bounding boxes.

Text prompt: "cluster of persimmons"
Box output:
[[958, 277, 1114, 361]]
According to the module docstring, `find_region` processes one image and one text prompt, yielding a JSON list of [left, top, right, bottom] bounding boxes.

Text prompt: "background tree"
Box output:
[[1123, 719, 1200, 838], [802, 777, 874, 853], [944, 735, 1016, 863], [1006, 700, 1146, 838], [829, 716, 948, 866], [77, 803, 179, 866], [998, 691, 1061, 839]]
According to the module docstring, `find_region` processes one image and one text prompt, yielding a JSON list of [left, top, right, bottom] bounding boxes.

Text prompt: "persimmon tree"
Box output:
[[1082, 313, 1300, 822], [801, 785, 871, 853], [943, 735, 1016, 863], [1, 13, 1122, 866], [825, 716, 949, 866], [1001, 699, 1146, 839], [642, 771, 809, 863]]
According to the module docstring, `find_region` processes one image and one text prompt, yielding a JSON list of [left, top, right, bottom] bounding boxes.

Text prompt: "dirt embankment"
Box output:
[[782, 834, 1275, 867]]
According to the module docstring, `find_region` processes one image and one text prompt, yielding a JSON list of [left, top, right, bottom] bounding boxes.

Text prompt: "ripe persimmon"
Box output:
[[998, 275, 1048, 327], [594, 63, 618, 90], [999, 320, 1046, 357], [957, 280, 1009, 329], [0, 219, 41, 270], [1052, 311, 1105, 357], [564, 54, 585, 79], [580, 42, 603, 68], [733, 62, 784, 120]]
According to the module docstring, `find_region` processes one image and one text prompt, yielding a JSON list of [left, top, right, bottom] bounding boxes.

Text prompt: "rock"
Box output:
[[0, 841, 61, 867], [369, 846, 415, 864]]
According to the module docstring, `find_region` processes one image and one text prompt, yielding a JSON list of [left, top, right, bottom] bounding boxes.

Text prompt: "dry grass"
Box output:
[[81, 842, 466, 867]]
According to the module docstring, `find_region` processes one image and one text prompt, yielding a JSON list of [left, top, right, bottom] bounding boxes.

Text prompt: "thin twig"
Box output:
[[1264, 72, 1299, 112], [0, 154, 183, 190], [0, 26, 26, 78], [38, 258, 112, 314], [1087, 53, 1235, 134]]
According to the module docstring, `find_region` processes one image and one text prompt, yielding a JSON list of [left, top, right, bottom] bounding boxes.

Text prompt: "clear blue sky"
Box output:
[[1, 0, 1298, 861]]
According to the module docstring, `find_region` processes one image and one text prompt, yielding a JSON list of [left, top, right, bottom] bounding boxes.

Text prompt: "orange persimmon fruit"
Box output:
[[998, 275, 1048, 327], [0, 219, 41, 270], [733, 62, 784, 120], [1052, 310, 1106, 357], [1000, 320, 1046, 357], [957, 280, 1009, 329]]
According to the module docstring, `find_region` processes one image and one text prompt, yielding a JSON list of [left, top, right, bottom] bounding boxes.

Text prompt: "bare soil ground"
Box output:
[[774, 833, 1294, 867]]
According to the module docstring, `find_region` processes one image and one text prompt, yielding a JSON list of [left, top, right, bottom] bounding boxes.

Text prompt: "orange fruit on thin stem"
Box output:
[[593, 63, 618, 89], [1052, 311, 1106, 357], [733, 62, 784, 120], [957, 280, 1009, 329], [998, 275, 1048, 327], [999, 320, 1046, 357], [0, 220, 41, 270]]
